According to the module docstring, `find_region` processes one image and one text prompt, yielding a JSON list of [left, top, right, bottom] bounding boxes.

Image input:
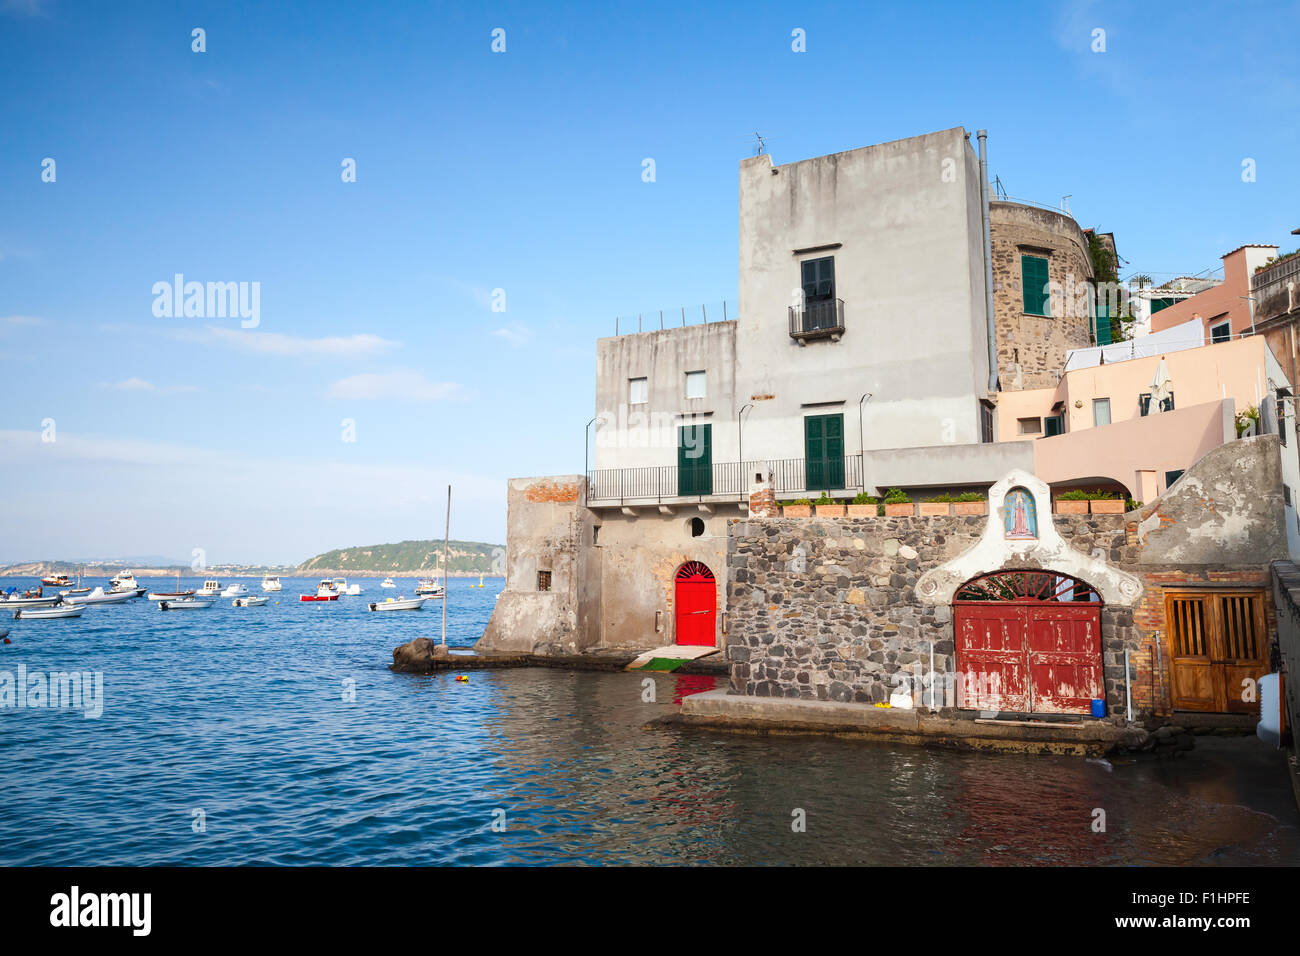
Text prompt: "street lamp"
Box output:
[[584, 416, 605, 506], [737, 403, 754, 497], [857, 393, 873, 490]]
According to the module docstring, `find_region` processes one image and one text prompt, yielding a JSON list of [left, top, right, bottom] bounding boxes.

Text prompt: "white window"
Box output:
[[1093, 398, 1111, 426], [1210, 321, 1231, 344], [1017, 417, 1042, 435], [628, 377, 648, 405], [685, 370, 707, 400]]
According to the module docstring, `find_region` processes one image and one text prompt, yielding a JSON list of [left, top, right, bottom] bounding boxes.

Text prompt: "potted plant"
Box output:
[[882, 488, 913, 517], [1055, 489, 1090, 514], [1089, 490, 1125, 514], [781, 498, 813, 517], [846, 492, 878, 517], [952, 491, 986, 515], [813, 493, 845, 517], [919, 493, 953, 517]]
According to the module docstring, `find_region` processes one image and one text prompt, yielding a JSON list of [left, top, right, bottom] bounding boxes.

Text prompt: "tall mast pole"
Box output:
[[441, 485, 450, 647]]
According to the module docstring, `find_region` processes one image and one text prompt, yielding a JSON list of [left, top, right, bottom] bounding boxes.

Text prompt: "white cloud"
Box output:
[[187, 325, 399, 357], [1, 314, 46, 326], [98, 378, 199, 393], [327, 369, 464, 402], [491, 323, 531, 347]]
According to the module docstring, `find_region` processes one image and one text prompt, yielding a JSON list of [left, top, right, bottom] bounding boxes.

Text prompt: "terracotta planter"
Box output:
[[1055, 499, 1089, 514], [952, 500, 985, 516], [918, 502, 951, 517], [781, 504, 812, 517], [814, 504, 846, 517], [1090, 498, 1125, 514], [845, 504, 878, 517], [883, 502, 914, 517]]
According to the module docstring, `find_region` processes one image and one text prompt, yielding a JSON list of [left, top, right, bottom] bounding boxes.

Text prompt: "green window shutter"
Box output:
[[804, 414, 844, 490], [1021, 255, 1050, 316], [677, 424, 712, 496]]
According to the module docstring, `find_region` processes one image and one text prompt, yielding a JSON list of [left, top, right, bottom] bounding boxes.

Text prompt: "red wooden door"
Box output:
[[674, 561, 716, 647], [954, 572, 1103, 716]]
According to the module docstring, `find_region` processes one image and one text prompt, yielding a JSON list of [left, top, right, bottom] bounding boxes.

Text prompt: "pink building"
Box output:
[[1148, 244, 1278, 342]]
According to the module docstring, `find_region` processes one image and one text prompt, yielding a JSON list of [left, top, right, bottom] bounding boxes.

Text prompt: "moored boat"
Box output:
[[415, 578, 445, 598], [381, 577, 397, 589], [14, 605, 84, 619], [233, 595, 268, 607], [299, 592, 339, 602], [109, 571, 146, 596], [261, 575, 282, 592], [221, 583, 250, 597], [368, 596, 426, 612], [157, 598, 214, 610], [41, 573, 71, 587], [197, 580, 222, 598], [62, 586, 133, 605], [148, 569, 194, 601]]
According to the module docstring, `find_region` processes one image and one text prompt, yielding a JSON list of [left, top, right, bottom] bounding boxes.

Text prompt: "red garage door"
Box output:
[[674, 561, 716, 647], [954, 571, 1103, 715]]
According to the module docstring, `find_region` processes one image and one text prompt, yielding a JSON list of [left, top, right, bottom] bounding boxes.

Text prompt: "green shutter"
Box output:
[[1095, 292, 1112, 345], [804, 414, 844, 491], [677, 424, 712, 496], [1021, 255, 1050, 316]]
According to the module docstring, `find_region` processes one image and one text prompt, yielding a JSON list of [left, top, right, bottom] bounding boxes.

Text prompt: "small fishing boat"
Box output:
[[332, 577, 362, 595], [147, 570, 195, 601], [1, 590, 61, 608], [415, 578, 445, 598], [299, 592, 339, 602], [62, 586, 133, 605], [198, 580, 222, 598], [368, 596, 426, 612], [381, 577, 397, 589], [41, 573, 71, 587], [14, 605, 84, 619], [157, 598, 214, 610], [261, 575, 282, 592], [222, 583, 250, 597], [233, 595, 269, 607]]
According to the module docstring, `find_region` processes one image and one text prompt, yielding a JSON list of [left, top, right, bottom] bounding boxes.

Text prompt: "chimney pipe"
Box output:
[[977, 130, 998, 394]]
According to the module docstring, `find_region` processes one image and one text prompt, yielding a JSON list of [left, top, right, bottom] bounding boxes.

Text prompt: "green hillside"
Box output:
[[297, 539, 503, 575]]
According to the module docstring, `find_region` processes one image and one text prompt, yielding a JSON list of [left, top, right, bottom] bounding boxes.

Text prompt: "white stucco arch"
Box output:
[[914, 469, 1143, 607]]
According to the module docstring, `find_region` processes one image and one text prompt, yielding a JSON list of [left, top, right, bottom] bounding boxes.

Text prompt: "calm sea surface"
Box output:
[[1, 575, 1297, 866]]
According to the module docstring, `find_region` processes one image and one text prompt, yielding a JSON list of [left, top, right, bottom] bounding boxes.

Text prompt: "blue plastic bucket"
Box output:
[[1090, 698, 1106, 718]]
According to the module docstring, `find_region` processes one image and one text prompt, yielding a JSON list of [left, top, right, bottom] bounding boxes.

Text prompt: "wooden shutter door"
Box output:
[[825, 414, 844, 488], [805, 416, 824, 490], [1167, 593, 1216, 711]]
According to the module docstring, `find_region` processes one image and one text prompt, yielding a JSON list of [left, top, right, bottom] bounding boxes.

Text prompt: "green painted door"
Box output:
[[804, 414, 844, 491], [678, 423, 712, 496]]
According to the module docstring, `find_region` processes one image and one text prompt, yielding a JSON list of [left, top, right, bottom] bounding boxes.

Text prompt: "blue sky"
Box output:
[[1, 0, 1296, 565]]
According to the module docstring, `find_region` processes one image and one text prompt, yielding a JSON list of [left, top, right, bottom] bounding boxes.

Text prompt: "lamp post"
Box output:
[[1240, 295, 1257, 337], [857, 393, 873, 491], [737, 403, 754, 498], [584, 416, 605, 506]]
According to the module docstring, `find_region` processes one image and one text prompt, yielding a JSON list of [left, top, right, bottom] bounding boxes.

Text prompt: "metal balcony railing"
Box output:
[[788, 298, 845, 342], [587, 455, 864, 504]]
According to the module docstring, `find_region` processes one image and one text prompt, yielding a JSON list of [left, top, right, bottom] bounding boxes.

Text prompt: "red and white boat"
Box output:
[[300, 580, 341, 602]]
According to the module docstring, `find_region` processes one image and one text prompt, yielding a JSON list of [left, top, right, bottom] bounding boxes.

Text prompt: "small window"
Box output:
[[1278, 397, 1288, 447], [1210, 321, 1231, 344], [592, 525, 600, 546], [1044, 415, 1065, 437], [980, 401, 995, 444], [628, 377, 648, 405], [1021, 254, 1051, 316], [1165, 469, 1184, 489], [1140, 393, 1175, 416], [685, 370, 707, 400], [537, 570, 552, 592], [1285, 485, 1292, 507], [1093, 398, 1111, 427], [1017, 417, 1043, 435], [689, 517, 705, 537]]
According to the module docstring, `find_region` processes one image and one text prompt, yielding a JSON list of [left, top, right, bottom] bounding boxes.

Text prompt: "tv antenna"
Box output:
[[754, 132, 766, 156]]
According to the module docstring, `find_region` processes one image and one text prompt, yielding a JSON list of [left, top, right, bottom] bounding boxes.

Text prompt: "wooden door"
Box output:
[[1026, 605, 1104, 714], [1167, 590, 1269, 713], [804, 414, 844, 491], [674, 561, 716, 647]]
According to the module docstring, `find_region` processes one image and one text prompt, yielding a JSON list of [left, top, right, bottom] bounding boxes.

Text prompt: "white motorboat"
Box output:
[[60, 587, 92, 599], [233, 595, 268, 607], [14, 605, 84, 619], [2, 593, 62, 609], [109, 571, 145, 595], [317, 579, 340, 597], [415, 578, 445, 598], [261, 575, 282, 592], [198, 580, 222, 598], [62, 586, 133, 605], [368, 596, 426, 611], [222, 583, 250, 597], [157, 598, 214, 610], [381, 577, 397, 589]]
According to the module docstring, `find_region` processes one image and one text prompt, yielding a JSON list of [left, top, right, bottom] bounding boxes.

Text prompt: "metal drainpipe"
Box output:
[[977, 130, 998, 394]]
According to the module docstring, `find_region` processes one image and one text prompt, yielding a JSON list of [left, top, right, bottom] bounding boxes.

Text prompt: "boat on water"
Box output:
[[332, 577, 362, 596], [222, 583, 250, 597], [197, 580, 222, 598], [62, 586, 133, 605], [158, 598, 213, 610], [415, 578, 445, 598], [300, 580, 341, 602], [3, 594, 62, 609], [148, 569, 195, 601], [368, 596, 426, 612], [14, 605, 84, 619], [40, 573, 71, 587], [233, 595, 268, 607], [381, 577, 397, 589], [261, 575, 282, 592], [109, 571, 146, 596]]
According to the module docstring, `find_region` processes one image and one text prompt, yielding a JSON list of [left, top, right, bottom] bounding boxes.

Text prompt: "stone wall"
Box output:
[[990, 201, 1095, 391]]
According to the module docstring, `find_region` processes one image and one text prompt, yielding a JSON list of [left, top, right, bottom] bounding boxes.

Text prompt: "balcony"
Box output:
[[1252, 255, 1300, 326], [587, 455, 864, 505], [788, 298, 844, 344]]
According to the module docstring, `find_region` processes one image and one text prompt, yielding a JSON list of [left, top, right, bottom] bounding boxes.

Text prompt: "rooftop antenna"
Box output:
[[754, 132, 766, 156]]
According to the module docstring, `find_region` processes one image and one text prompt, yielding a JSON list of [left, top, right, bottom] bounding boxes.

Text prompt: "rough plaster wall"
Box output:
[[990, 202, 1095, 391], [1134, 435, 1287, 566]]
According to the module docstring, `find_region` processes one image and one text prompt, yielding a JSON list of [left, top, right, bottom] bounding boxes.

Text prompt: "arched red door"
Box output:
[[674, 561, 716, 647], [954, 570, 1103, 715]]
